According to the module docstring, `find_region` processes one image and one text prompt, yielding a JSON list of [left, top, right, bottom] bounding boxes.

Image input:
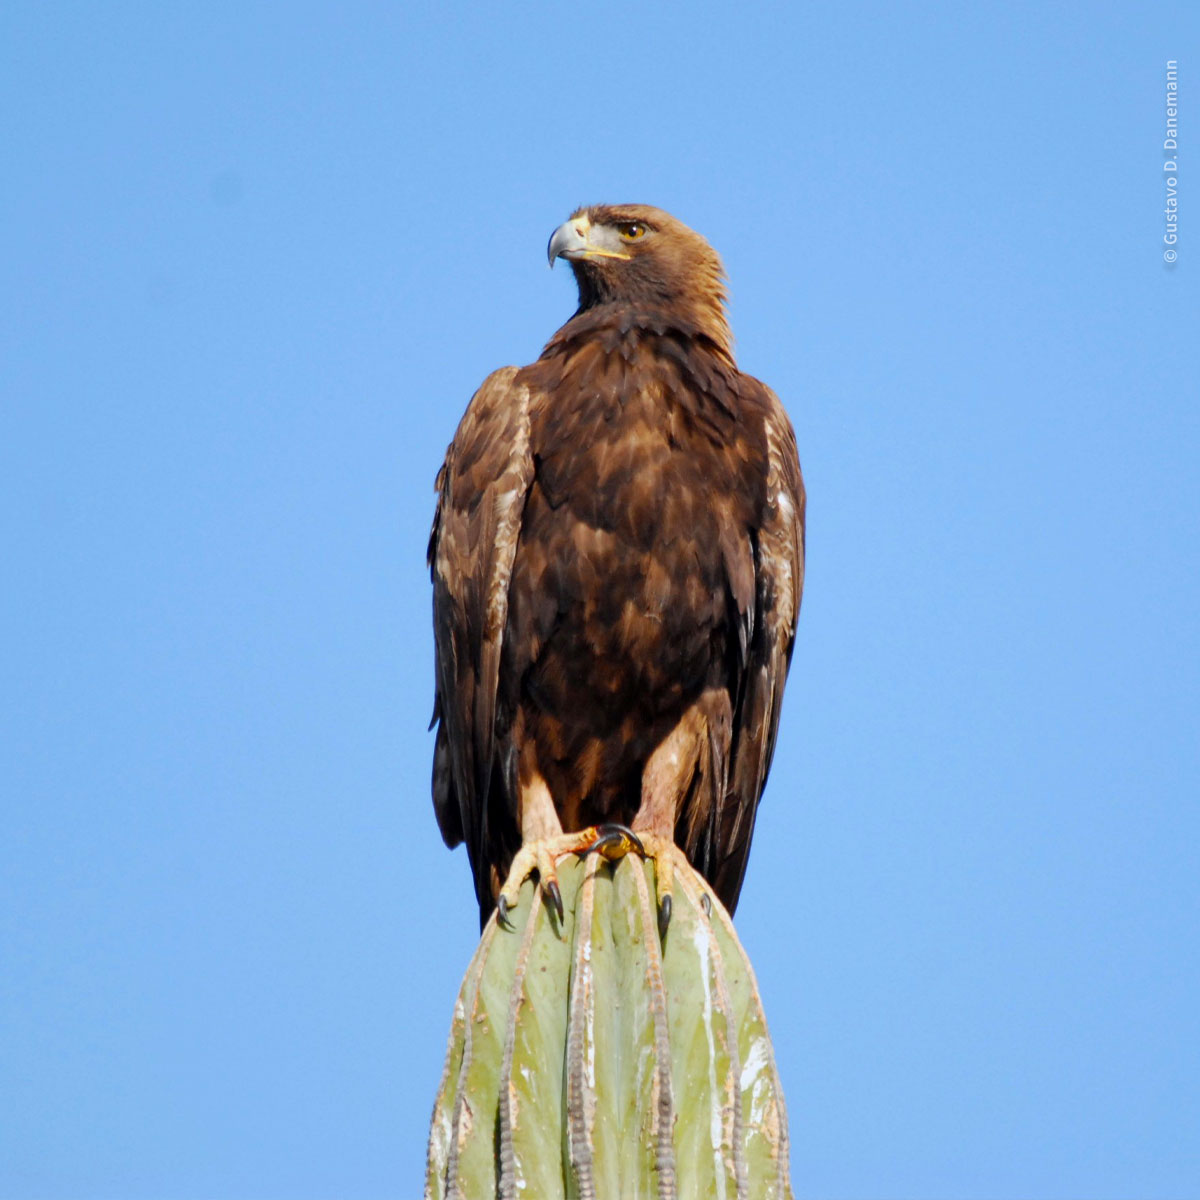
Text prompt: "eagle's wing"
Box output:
[[428, 366, 534, 914], [709, 380, 806, 911]]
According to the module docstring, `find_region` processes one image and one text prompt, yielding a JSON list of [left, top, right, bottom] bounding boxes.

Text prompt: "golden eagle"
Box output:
[[429, 205, 805, 931]]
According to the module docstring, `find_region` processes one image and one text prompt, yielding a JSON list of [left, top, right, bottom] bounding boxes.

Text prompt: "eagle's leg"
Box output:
[[629, 702, 707, 937], [496, 772, 561, 924], [494, 771, 608, 927], [628, 691, 731, 936]]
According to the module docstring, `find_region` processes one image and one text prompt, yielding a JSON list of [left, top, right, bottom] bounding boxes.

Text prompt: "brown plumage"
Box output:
[[429, 204, 805, 930]]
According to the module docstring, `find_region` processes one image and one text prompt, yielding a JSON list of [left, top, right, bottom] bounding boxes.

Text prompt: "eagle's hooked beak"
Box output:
[[547, 217, 589, 267], [547, 214, 632, 267]]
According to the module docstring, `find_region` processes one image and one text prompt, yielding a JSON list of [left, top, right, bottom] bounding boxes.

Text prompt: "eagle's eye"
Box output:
[[616, 221, 647, 241]]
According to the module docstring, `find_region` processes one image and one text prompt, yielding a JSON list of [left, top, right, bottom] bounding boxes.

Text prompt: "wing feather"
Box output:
[[429, 367, 534, 911], [710, 380, 805, 910]]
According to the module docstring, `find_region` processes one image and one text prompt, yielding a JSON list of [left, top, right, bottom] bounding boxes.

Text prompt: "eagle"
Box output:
[[429, 204, 805, 933]]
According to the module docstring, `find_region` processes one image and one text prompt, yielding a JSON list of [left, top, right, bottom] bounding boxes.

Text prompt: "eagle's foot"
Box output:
[[494, 824, 677, 937], [632, 831, 676, 938], [582, 822, 645, 862], [587, 825, 676, 938], [495, 827, 622, 928]]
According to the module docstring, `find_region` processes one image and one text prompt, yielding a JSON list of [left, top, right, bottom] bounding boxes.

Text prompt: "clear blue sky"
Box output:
[[2, 4, 1196, 1198]]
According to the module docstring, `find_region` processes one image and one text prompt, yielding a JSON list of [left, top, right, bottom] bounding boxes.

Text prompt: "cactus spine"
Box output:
[[426, 848, 792, 1199]]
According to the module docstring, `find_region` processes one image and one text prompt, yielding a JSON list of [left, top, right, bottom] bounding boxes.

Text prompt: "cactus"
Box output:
[[425, 846, 792, 1199]]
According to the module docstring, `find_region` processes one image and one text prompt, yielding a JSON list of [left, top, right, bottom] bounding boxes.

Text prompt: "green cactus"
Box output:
[[425, 847, 793, 1199]]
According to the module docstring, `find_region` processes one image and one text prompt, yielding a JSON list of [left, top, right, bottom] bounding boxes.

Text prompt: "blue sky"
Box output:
[[2, 4, 1196, 1198]]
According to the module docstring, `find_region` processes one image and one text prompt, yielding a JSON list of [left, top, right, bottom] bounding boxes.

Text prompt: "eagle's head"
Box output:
[[547, 204, 731, 354]]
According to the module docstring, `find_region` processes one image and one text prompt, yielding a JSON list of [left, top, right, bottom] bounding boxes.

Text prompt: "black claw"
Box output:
[[658, 893, 672, 939], [546, 879, 564, 924], [621, 824, 646, 856], [700, 893, 712, 918], [585, 822, 646, 859], [497, 895, 513, 929]]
